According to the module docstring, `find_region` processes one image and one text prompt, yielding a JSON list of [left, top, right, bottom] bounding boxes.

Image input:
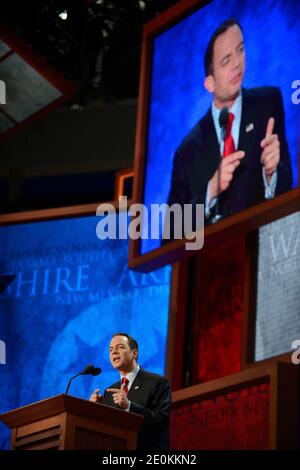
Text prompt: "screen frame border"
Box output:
[[129, 0, 300, 272]]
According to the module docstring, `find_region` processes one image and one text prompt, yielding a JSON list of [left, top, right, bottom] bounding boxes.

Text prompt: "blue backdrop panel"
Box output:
[[0, 214, 171, 449], [142, 0, 300, 254]]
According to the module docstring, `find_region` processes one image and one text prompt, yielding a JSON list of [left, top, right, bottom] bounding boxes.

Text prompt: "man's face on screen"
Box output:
[[205, 25, 245, 107]]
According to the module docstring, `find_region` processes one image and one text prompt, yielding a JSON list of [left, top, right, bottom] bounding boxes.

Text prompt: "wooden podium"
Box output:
[[0, 394, 144, 450]]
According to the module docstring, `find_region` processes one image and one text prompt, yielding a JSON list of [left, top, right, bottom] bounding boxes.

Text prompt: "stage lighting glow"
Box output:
[[59, 11, 68, 21]]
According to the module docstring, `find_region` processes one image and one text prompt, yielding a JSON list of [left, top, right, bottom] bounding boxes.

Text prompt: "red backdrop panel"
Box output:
[[192, 234, 245, 383], [171, 382, 269, 449]]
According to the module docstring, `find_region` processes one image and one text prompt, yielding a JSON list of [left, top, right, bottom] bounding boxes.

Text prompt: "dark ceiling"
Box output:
[[2, 0, 180, 105]]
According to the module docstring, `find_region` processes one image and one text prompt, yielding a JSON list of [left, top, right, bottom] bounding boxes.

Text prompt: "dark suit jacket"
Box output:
[[103, 368, 171, 450], [167, 87, 292, 223]]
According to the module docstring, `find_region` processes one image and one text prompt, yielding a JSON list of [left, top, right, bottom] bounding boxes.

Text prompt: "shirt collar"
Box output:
[[120, 364, 140, 383], [211, 89, 242, 124]]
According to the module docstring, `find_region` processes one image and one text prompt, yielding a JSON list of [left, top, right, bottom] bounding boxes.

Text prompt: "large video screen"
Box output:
[[134, 0, 300, 260], [0, 214, 171, 449]]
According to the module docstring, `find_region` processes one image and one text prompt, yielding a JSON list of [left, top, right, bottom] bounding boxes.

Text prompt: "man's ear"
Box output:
[[204, 75, 214, 94], [132, 349, 138, 360]]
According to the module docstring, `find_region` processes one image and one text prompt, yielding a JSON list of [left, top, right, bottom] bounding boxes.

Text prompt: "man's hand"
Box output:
[[106, 383, 129, 410], [209, 150, 245, 200], [260, 117, 280, 182], [89, 388, 103, 403]]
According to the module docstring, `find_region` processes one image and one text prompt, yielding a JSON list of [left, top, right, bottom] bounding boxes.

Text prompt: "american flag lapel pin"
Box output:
[[246, 123, 254, 133]]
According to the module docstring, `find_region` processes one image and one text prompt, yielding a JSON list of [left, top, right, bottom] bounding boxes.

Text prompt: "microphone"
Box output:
[[219, 106, 229, 138], [81, 364, 101, 376], [211, 107, 229, 224], [65, 364, 101, 394]]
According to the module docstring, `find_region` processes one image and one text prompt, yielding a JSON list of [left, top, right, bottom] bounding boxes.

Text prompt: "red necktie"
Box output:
[[121, 376, 129, 396], [223, 112, 235, 157]]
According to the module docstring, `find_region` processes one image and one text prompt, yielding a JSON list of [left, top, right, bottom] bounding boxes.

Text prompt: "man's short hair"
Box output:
[[112, 332, 138, 353], [204, 18, 243, 76]]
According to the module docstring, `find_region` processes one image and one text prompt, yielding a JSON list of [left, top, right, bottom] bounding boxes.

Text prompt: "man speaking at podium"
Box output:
[[167, 18, 292, 224], [89, 333, 171, 450]]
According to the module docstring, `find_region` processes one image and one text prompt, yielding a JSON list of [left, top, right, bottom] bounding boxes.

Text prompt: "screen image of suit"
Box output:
[[103, 368, 171, 450], [167, 87, 293, 222]]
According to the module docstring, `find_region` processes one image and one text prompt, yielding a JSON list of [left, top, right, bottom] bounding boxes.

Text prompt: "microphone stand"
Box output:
[[65, 365, 101, 394], [65, 372, 82, 395], [211, 132, 225, 224], [211, 107, 228, 224]]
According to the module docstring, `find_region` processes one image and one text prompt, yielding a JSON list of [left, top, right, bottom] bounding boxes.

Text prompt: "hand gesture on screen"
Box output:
[[260, 117, 280, 182], [209, 150, 245, 200]]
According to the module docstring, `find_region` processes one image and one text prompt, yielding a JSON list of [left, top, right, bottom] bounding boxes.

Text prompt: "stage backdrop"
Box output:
[[0, 214, 171, 449]]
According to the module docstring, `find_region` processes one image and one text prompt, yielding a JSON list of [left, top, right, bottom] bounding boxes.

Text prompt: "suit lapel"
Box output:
[[228, 88, 262, 212], [127, 368, 144, 402], [238, 88, 257, 157]]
